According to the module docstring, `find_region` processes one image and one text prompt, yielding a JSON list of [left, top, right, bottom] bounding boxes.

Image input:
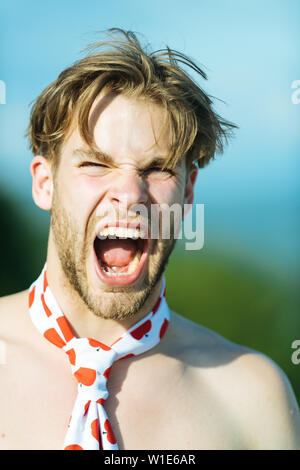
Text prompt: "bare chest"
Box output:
[[0, 344, 246, 450]]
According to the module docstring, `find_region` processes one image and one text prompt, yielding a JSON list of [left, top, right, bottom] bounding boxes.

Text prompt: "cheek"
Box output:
[[148, 179, 185, 205], [60, 173, 107, 211]]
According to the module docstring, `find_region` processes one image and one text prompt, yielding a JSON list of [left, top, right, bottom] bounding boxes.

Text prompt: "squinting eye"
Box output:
[[78, 162, 110, 176], [80, 162, 107, 168], [145, 167, 174, 176]]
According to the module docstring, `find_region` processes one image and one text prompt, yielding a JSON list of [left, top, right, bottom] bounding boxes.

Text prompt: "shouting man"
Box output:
[[0, 29, 299, 450]]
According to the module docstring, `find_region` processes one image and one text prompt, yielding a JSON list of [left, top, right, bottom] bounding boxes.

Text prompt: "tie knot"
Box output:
[[64, 337, 117, 402]]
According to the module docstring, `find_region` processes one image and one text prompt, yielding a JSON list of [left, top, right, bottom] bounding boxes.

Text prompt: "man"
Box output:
[[0, 29, 299, 450]]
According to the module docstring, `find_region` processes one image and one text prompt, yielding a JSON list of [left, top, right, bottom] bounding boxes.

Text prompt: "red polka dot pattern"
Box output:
[[103, 366, 112, 380], [41, 293, 52, 317], [28, 286, 35, 308], [64, 444, 83, 450], [91, 419, 99, 441], [44, 328, 66, 348], [57, 316, 75, 343], [74, 367, 97, 386], [66, 348, 76, 365], [84, 400, 91, 416], [104, 418, 117, 444], [130, 319, 152, 340], [28, 265, 170, 451], [159, 318, 169, 339], [152, 297, 162, 315], [88, 338, 111, 350]]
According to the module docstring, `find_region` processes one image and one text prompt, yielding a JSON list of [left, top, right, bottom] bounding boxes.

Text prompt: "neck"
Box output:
[[45, 241, 164, 345]]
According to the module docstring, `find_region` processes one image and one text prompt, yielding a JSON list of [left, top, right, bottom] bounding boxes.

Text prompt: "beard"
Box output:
[[50, 190, 177, 321]]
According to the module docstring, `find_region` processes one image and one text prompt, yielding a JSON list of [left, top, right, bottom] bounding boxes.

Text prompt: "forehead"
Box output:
[[92, 93, 170, 160], [63, 92, 172, 164]]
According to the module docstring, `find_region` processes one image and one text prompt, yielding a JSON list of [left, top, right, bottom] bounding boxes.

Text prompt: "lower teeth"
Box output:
[[104, 271, 129, 277], [100, 251, 141, 276]]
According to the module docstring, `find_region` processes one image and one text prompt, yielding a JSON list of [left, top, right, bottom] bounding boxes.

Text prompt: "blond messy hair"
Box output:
[[26, 28, 237, 171]]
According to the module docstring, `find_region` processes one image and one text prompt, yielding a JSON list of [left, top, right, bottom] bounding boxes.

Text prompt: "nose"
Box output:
[[108, 169, 149, 211]]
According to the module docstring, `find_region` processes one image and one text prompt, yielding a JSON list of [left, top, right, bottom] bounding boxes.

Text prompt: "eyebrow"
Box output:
[[71, 147, 172, 169], [72, 147, 115, 165]]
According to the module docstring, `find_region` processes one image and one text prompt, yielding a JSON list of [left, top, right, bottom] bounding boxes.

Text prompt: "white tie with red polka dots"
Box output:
[[28, 264, 170, 450]]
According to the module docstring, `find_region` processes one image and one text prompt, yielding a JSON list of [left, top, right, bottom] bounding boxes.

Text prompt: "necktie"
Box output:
[[28, 264, 170, 450]]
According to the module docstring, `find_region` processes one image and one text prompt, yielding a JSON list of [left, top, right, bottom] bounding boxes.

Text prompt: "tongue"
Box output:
[[97, 238, 137, 267]]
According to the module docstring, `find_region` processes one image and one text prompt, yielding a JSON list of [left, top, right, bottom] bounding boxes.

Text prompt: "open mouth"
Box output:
[[93, 225, 150, 286]]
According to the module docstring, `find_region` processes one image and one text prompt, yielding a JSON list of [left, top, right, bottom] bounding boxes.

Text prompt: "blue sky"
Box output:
[[0, 0, 299, 275]]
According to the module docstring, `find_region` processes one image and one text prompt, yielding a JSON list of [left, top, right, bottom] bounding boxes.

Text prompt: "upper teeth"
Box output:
[[97, 227, 147, 240]]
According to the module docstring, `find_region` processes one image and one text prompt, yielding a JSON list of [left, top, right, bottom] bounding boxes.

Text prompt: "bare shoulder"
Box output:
[[230, 345, 300, 449], [167, 309, 246, 359], [168, 311, 300, 449]]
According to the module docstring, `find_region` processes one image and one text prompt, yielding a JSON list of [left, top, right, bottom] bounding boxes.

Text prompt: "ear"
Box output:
[[183, 165, 198, 216], [30, 156, 53, 210]]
